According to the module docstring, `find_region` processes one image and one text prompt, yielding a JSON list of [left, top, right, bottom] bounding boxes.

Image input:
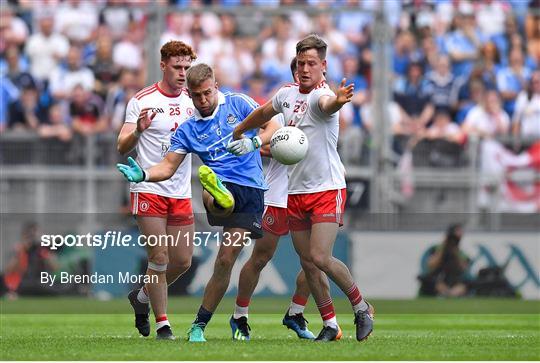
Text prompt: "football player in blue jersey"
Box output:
[[117, 63, 280, 342]]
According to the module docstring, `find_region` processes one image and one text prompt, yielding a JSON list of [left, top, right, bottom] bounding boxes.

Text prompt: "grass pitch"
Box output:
[[1, 297, 539, 360]]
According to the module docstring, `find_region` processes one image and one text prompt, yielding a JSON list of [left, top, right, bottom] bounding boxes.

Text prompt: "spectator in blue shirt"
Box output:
[[496, 48, 531, 117], [445, 8, 486, 78]]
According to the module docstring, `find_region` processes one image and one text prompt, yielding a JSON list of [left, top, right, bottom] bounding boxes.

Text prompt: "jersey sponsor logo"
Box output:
[[283, 101, 290, 108], [207, 132, 233, 161], [161, 142, 170, 157], [226, 114, 238, 124]]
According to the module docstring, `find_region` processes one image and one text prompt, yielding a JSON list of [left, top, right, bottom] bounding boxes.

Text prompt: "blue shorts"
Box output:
[[206, 182, 264, 239]]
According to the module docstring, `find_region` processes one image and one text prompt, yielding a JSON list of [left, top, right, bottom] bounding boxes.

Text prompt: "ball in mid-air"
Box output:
[[270, 126, 309, 165]]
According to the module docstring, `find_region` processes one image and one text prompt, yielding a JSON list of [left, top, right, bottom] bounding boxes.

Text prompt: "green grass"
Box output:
[[1, 298, 539, 360]]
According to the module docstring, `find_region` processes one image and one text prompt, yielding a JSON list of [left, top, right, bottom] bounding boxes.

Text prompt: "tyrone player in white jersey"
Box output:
[[231, 35, 374, 342], [229, 58, 318, 340], [117, 41, 197, 340]]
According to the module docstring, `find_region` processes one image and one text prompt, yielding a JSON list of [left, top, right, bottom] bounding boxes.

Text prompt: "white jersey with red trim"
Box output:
[[125, 83, 194, 198], [264, 113, 288, 208], [271, 81, 346, 194]]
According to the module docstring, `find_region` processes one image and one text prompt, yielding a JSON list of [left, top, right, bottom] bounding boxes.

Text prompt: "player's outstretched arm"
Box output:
[[227, 116, 282, 156], [319, 78, 355, 116], [232, 100, 278, 140], [116, 153, 185, 183]]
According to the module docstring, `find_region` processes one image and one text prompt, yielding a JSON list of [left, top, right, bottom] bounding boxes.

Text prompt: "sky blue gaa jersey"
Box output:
[[169, 91, 267, 190]]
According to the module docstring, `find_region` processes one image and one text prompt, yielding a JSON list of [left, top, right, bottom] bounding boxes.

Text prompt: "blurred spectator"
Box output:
[[3, 45, 34, 91], [245, 72, 267, 106], [2, 222, 59, 298], [49, 46, 95, 100], [491, 15, 520, 65], [0, 6, 29, 53], [339, 55, 368, 164], [91, 37, 120, 100], [393, 31, 421, 78], [462, 89, 510, 138], [422, 111, 464, 144], [99, 0, 142, 41], [24, 11, 69, 83], [361, 90, 410, 139], [112, 21, 144, 71], [160, 11, 193, 46], [262, 15, 297, 66], [105, 68, 139, 131], [456, 78, 485, 124], [424, 55, 460, 114], [418, 224, 471, 297], [70, 85, 107, 136], [445, 2, 485, 78], [315, 13, 347, 83], [38, 101, 72, 142], [476, 0, 507, 38], [8, 83, 48, 130], [525, 6, 540, 63], [0, 77, 18, 132], [473, 41, 501, 90], [496, 48, 531, 117], [54, 0, 98, 44], [394, 62, 434, 128], [512, 70, 540, 140]]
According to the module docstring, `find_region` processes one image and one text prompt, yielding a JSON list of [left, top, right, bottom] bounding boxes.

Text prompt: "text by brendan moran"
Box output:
[[40, 272, 157, 286]]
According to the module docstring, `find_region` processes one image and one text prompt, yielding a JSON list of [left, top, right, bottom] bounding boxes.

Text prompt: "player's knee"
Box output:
[[252, 251, 273, 271], [299, 258, 318, 275], [215, 252, 236, 272], [172, 256, 191, 274], [311, 254, 332, 272]]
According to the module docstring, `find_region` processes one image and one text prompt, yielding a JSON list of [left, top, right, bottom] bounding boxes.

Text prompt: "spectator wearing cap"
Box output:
[[49, 46, 95, 101], [496, 48, 532, 117], [445, 2, 486, 78], [24, 11, 69, 83]]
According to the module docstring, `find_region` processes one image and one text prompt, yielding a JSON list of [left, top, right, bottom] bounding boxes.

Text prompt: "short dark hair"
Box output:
[[290, 56, 297, 78], [296, 34, 327, 60], [186, 63, 214, 89]]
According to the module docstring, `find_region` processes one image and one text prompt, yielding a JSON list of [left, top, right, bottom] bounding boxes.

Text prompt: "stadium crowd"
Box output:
[[1, 0, 539, 165]]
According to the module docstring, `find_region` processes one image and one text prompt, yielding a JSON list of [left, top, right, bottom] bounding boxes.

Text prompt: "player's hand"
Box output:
[[136, 108, 157, 133], [227, 136, 262, 156], [116, 156, 146, 183], [336, 78, 354, 105]]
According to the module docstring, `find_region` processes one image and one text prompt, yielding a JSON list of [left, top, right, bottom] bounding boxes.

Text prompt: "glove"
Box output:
[[227, 136, 262, 156], [116, 156, 147, 183]]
